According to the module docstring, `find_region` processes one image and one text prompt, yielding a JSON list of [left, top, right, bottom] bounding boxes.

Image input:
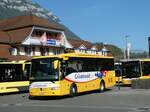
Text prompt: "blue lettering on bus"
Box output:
[[95, 72, 104, 78], [75, 74, 90, 79]]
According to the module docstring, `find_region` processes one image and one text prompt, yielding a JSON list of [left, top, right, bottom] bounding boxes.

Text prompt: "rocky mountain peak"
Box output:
[[0, 0, 59, 22], [0, 0, 81, 40]]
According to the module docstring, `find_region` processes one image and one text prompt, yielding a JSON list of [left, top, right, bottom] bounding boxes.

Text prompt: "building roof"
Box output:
[[7, 55, 31, 61], [0, 15, 64, 31], [0, 31, 10, 43], [0, 44, 11, 58], [93, 44, 103, 51], [120, 58, 150, 62], [0, 15, 65, 44], [7, 27, 32, 44], [0, 27, 32, 44], [0, 44, 31, 61], [68, 39, 93, 49]]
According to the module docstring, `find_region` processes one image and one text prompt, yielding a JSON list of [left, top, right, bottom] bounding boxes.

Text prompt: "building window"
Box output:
[[46, 47, 49, 55], [24, 46, 31, 56], [32, 47, 35, 56], [79, 49, 86, 53], [40, 47, 46, 56], [53, 48, 57, 55], [57, 49, 61, 54], [31, 30, 43, 37], [10, 47, 18, 55]]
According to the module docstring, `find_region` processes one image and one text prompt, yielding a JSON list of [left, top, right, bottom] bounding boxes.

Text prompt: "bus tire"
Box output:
[[100, 81, 105, 92], [28, 96, 33, 100], [70, 84, 77, 97]]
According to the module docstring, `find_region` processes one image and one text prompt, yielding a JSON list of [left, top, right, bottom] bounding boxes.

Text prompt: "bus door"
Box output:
[[23, 63, 31, 80], [122, 61, 141, 79], [141, 61, 150, 78], [121, 61, 141, 85], [60, 60, 72, 95]]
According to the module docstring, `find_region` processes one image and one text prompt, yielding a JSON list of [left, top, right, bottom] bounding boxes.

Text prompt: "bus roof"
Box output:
[[0, 60, 30, 64], [32, 53, 114, 60], [120, 58, 150, 62]]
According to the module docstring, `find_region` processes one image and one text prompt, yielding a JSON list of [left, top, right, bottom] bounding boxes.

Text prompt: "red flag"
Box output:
[[40, 32, 47, 45]]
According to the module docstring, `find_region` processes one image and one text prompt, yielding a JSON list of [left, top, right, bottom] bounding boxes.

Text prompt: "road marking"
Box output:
[[5, 102, 133, 111]]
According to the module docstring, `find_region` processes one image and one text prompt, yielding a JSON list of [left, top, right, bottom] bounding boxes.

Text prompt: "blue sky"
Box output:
[[33, 0, 150, 51]]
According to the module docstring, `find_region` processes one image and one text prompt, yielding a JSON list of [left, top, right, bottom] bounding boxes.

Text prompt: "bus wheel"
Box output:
[[70, 85, 77, 97], [28, 96, 34, 100], [100, 81, 105, 92]]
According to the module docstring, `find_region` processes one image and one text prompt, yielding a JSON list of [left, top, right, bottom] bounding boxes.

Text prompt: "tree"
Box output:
[[93, 42, 123, 60]]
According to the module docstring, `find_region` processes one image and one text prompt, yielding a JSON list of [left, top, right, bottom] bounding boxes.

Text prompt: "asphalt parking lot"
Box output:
[[1, 86, 150, 112]]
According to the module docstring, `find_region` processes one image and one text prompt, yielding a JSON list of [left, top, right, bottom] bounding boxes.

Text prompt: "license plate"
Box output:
[[40, 91, 44, 95]]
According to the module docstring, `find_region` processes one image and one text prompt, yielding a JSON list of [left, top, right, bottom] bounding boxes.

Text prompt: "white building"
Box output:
[[0, 15, 72, 61]]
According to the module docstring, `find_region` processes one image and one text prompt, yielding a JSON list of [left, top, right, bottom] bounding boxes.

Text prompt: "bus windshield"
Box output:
[[142, 62, 150, 76], [30, 58, 59, 81], [122, 61, 141, 78]]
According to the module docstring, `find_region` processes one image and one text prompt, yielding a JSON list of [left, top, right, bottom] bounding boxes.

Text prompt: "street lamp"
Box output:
[[125, 35, 130, 59], [125, 35, 131, 60], [148, 37, 150, 58]]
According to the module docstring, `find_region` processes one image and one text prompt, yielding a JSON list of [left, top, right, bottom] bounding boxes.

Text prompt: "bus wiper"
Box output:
[[50, 81, 55, 83]]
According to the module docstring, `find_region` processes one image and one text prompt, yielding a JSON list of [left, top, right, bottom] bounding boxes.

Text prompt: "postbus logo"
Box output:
[[95, 71, 107, 78]]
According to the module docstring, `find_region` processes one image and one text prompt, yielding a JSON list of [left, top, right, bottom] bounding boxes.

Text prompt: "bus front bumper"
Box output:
[[29, 88, 62, 96], [122, 78, 132, 85]]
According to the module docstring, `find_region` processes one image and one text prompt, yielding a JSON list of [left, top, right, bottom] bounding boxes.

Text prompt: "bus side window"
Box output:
[[60, 67, 65, 79], [76, 62, 83, 72], [61, 60, 79, 76], [66, 67, 77, 75], [23, 66, 29, 80]]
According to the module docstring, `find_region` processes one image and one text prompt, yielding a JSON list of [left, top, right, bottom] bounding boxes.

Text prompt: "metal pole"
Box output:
[[125, 35, 129, 59], [148, 37, 150, 58]]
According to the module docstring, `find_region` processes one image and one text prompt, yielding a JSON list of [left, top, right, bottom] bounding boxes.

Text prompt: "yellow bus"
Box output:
[[0, 60, 30, 93], [121, 59, 150, 85], [29, 53, 116, 97]]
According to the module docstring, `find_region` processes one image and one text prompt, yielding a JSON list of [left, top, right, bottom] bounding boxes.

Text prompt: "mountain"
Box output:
[[0, 0, 123, 58], [0, 0, 81, 40]]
